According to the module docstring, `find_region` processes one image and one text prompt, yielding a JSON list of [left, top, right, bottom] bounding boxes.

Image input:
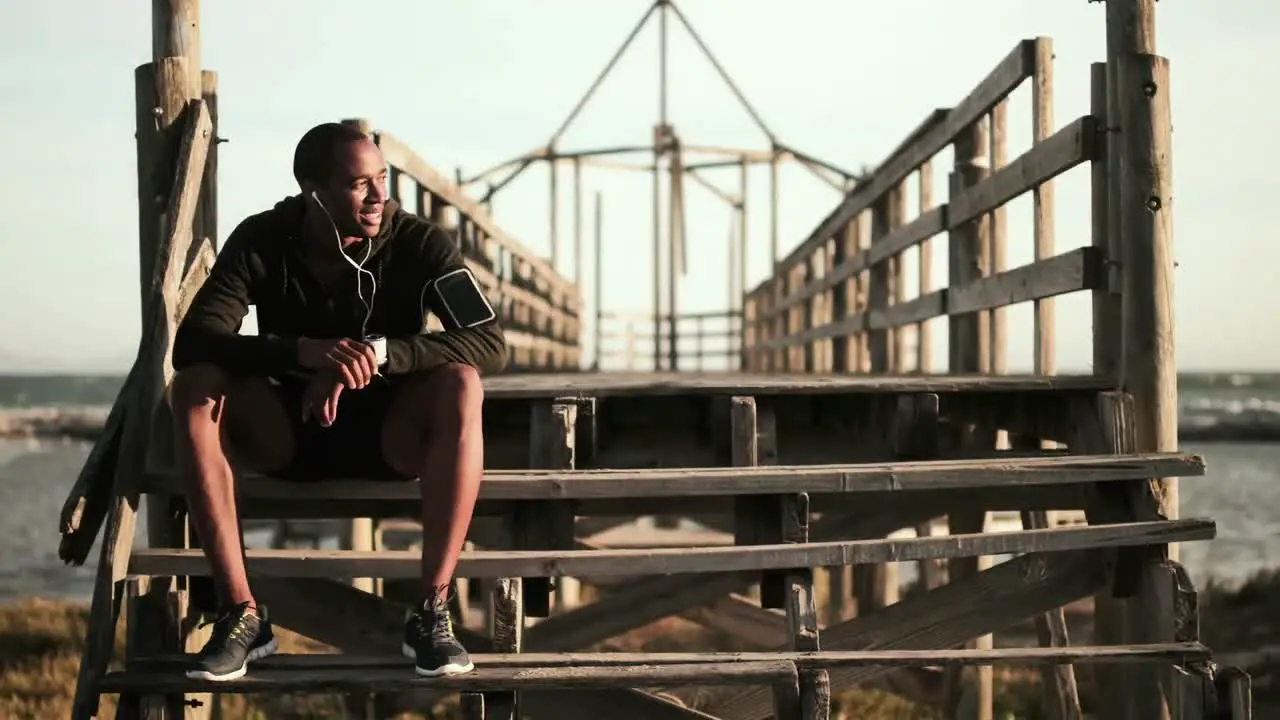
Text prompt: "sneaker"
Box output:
[[402, 585, 474, 677], [185, 601, 278, 681]]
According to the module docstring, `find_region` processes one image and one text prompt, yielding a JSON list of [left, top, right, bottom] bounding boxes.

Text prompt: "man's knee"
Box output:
[[404, 363, 484, 427]]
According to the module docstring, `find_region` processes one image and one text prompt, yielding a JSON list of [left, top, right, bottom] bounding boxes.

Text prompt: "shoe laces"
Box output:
[[409, 585, 456, 643], [199, 601, 257, 650]]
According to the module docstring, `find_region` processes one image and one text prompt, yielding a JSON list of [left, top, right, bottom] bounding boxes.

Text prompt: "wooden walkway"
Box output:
[[91, 372, 1225, 719], [62, 0, 1255, 718]]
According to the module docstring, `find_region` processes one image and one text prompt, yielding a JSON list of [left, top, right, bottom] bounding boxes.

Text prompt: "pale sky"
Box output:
[[0, 1, 1273, 373]]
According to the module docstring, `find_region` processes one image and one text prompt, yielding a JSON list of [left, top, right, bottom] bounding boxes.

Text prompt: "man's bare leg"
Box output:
[[383, 362, 485, 676], [383, 363, 485, 592], [171, 363, 293, 680]]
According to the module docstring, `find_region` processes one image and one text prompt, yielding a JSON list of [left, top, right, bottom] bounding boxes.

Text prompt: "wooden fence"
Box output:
[[741, 38, 1114, 386], [594, 309, 742, 371], [367, 122, 582, 372]]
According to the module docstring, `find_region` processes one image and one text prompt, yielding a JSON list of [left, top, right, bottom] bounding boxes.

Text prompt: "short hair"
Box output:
[[292, 122, 371, 186]]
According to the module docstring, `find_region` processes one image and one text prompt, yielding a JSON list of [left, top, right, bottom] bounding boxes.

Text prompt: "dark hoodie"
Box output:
[[172, 195, 508, 377]]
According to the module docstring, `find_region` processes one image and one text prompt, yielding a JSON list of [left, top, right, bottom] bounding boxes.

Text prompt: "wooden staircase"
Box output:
[[73, 372, 1253, 719]]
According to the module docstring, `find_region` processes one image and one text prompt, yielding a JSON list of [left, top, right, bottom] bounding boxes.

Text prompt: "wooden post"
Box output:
[[1032, 37, 1057, 380], [520, 402, 578, 619], [739, 157, 750, 338], [796, 265, 806, 372], [1116, 34, 1181, 720], [549, 154, 559, 270], [889, 186, 908, 374], [198, 70, 217, 251], [652, 127, 664, 372], [1218, 668, 1252, 719], [668, 144, 682, 372], [143, 0, 201, 312], [1091, 65, 1122, 379], [830, 222, 852, 373], [1103, 5, 1182, 713], [769, 152, 780, 266], [988, 101, 1008, 374], [1109, 0, 1178, 527], [853, 211, 871, 374], [141, 4, 213, 714], [946, 117, 993, 720], [784, 494, 830, 720], [573, 157, 583, 284], [593, 192, 604, 371], [915, 161, 933, 373], [729, 205, 740, 315]]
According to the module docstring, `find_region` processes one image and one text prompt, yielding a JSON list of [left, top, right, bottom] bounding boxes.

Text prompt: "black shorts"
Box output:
[[268, 374, 414, 482]]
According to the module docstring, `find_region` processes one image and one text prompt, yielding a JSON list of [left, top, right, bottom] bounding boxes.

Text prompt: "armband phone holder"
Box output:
[[429, 267, 497, 330]]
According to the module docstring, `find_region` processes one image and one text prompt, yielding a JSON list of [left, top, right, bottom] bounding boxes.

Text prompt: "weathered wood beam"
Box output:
[[709, 549, 1114, 720], [129, 518, 1214, 580]]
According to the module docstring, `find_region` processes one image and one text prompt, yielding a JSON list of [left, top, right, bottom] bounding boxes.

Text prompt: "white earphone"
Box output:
[[311, 190, 377, 337]]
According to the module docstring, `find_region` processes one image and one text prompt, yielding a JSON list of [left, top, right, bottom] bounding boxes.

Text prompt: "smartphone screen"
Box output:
[[434, 269, 496, 329]]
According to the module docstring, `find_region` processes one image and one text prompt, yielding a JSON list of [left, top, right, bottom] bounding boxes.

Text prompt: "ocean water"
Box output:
[[0, 373, 1276, 602]]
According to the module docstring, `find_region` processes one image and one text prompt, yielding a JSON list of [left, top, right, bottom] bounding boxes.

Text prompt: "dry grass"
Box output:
[[5, 571, 1273, 720], [0, 597, 124, 720], [1201, 569, 1280, 716]]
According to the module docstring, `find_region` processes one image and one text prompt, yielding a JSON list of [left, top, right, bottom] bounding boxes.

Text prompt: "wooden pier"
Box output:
[[61, 0, 1253, 718]]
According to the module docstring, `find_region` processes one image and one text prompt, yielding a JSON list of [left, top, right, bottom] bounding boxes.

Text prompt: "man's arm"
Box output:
[[384, 222, 508, 376], [172, 225, 299, 375]]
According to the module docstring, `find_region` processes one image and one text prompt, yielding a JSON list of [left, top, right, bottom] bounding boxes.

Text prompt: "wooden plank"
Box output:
[[681, 594, 789, 648], [1021, 510, 1084, 720], [251, 577, 709, 720], [144, 451, 1205, 502], [710, 549, 1113, 720], [131, 643, 1211, 671], [524, 573, 755, 652], [527, 509, 922, 655], [129, 518, 1216, 579], [763, 203, 947, 322], [766, 40, 1035, 280], [99, 660, 798, 695], [869, 290, 947, 331], [228, 484, 1092, 524], [477, 371, 1111, 399], [948, 116, 1098, 229], [524, 690, 718, 720], [947, 247, 1104, 316]]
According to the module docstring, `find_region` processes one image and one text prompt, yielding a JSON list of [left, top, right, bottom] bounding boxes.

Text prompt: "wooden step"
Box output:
[[123, 643, 1213, 674], [130, 518, 1214, 579], [141, 452, 1204, 499], [98, 660, 796, 695], [482, 371, 1113, 398]]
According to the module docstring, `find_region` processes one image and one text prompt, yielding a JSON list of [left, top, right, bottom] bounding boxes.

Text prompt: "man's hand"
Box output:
[[301, 371, 344, 427], [297, 337, 379, 389]]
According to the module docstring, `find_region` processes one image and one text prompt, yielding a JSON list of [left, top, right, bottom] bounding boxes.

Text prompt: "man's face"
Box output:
[[316, 138, 389, 238]]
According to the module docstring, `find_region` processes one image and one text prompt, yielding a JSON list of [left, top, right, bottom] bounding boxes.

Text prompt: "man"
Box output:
[[169, 122, 506, 682]]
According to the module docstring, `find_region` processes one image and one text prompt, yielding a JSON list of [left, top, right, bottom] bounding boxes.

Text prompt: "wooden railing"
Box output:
[[595, 310, 743, 372], [742, 38, 1117, 382], [352, 119, 582, 372]]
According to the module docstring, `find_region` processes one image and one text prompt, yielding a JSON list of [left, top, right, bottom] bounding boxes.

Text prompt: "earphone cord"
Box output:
[[312, 192, 377, 338]]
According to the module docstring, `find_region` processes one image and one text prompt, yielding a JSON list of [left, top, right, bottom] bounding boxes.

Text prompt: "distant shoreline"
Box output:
[[0, 407, 109, 442]]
